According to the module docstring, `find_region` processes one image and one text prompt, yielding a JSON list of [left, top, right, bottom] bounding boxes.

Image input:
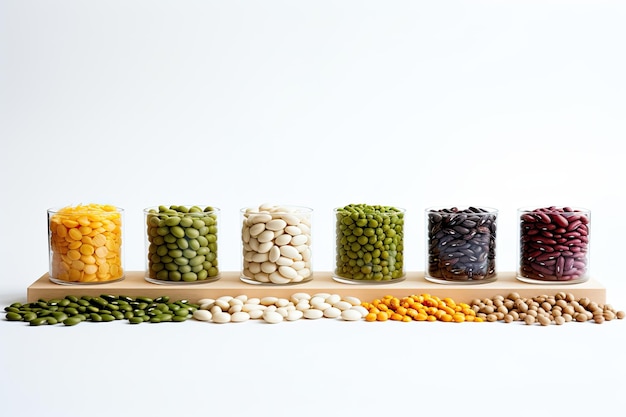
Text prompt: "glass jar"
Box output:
[[333, 204, 406, 284], [48, 204, 124, 285], [425, 206, 497, 284], [517, 206, 590, 284], [240, 204, 313, 285], [144, 205, 220, 284]]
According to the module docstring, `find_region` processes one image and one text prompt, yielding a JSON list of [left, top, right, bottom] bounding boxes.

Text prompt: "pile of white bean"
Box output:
[[241, 204, 312, 284], [192, 292, 368, 324]]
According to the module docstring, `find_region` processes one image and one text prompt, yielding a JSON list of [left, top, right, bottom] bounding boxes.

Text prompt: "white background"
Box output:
[[1, 1, 625, 416]]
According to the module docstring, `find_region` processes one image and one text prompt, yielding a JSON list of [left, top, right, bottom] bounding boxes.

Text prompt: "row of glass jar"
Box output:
[[46, 203, 591, 286]]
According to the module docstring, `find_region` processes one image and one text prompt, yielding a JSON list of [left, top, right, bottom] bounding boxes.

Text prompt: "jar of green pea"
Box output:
[[144, 205, 220, 284], [333, 204, 406, 284]]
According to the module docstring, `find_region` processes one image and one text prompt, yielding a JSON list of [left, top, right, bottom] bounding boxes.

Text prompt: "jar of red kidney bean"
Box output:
[[517, 206, 590, 284], [425, 206, 498, 284]]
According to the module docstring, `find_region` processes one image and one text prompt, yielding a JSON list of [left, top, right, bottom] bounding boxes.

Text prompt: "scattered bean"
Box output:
[[3, 295, 197, 326], [468, 292, 624, 326]]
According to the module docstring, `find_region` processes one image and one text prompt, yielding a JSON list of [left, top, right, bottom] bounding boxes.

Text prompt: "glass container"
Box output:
[[333, 204, 406, 284], [145, 205, 220, 284], [240, 204, 313, 285], [48, 204, 124, 285], [517, 206, 590, 284], [425, 206, 497, 284]]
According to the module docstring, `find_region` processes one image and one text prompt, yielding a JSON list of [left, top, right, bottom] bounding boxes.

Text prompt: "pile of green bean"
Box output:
[[4, 295, 198, 326], [334, 204, 405, 281]]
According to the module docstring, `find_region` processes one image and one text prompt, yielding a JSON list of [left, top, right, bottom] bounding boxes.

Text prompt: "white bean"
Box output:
[[343, 296, 361, 306], [231, 312, 251, 322], [265, 219, 287, 231], [323, 307, 341, 318], [287, 310, 304, 321], [341, 309, 363, 321], [263, 311, 284, 324], [212, 311, 231, 324], [261, 296, 278, 306], [193, 309, 212, 321], [303, 309, 324, 319]]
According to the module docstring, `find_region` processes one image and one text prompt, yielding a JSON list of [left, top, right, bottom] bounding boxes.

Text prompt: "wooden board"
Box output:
[[27, 271, 606, 304]]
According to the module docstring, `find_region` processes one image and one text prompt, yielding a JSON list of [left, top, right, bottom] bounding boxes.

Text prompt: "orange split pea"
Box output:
[[48, 204, 124, 284], [361, 294, 482, 323]]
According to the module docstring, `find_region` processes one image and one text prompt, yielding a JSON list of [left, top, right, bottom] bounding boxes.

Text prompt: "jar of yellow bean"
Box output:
[[47, 204, 125, 285]]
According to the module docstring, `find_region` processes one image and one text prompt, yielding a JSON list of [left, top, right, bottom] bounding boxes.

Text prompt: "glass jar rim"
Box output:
[[144, 205, 220, 214], [333, 204, 406, 213], [517, 206, 590, 214], [240, 205, 313, 214], [47, 205, 124, 214], [425, 206, 498, 214]]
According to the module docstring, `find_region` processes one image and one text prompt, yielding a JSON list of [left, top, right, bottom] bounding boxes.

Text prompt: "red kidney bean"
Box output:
[[518, 206, 590, 282], [426, 206, 497, 283]]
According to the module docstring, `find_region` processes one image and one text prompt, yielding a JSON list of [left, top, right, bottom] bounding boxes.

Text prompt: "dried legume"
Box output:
[[241, 204, 313, 284], [48, 204, 123, 283], [426, 206, 497, 283], [468, 292, 624, 326], [3, 295, 198, 326], [334, 204, 405, 282], [145, 205, 219, 283], [518, 206, 590, 283]]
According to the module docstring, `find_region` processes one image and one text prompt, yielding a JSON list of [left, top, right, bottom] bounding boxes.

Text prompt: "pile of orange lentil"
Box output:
[[362, 294, 482, 322]]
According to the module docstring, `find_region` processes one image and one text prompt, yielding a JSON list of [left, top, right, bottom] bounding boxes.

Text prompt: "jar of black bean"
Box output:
[[144, 205, 220, 284], [517, 206, 590, 284], [333, 204, 405, 284], [425, 206, 497, 284]]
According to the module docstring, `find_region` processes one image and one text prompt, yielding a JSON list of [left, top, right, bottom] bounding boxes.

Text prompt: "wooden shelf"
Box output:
[[27, 271, 606, 304]]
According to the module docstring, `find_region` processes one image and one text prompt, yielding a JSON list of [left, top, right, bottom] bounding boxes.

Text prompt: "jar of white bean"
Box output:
[[240, 204, 313, 285]]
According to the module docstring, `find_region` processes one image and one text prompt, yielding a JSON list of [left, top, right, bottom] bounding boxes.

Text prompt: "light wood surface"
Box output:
[[27, 271, 606, 303]]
